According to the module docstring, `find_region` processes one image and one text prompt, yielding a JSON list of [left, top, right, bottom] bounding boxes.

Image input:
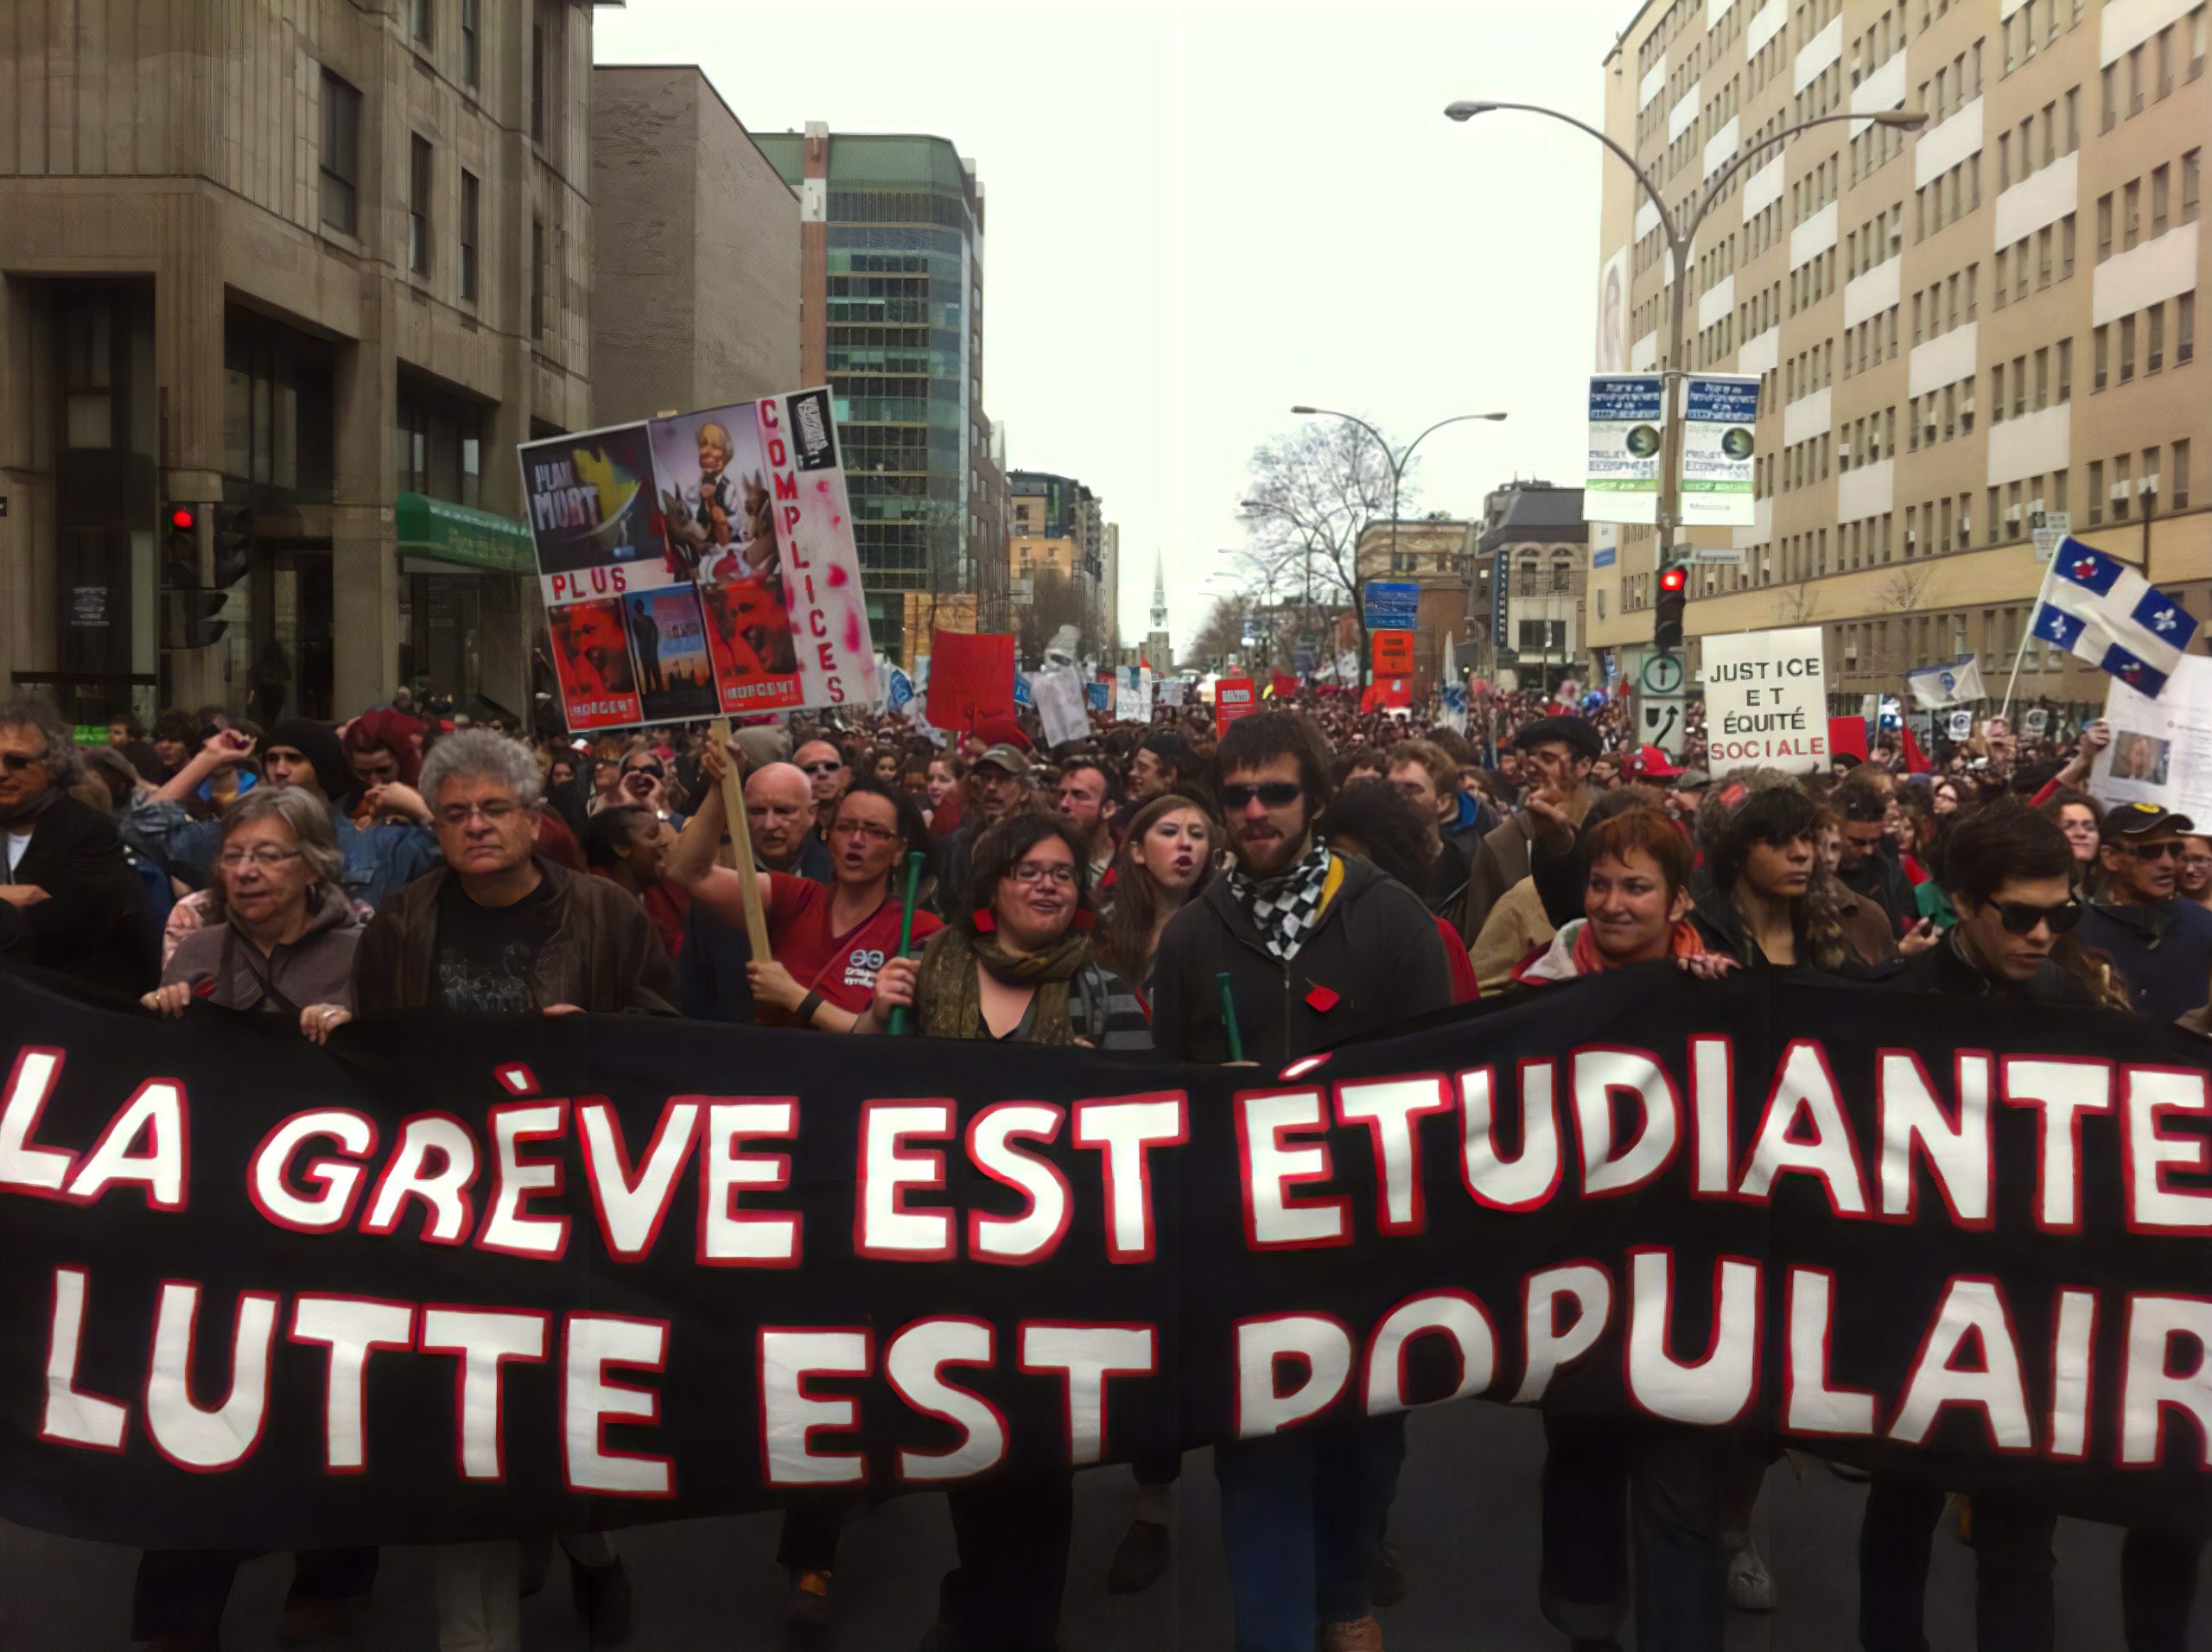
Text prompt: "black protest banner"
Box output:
[[3, 965, 2211, 1551]]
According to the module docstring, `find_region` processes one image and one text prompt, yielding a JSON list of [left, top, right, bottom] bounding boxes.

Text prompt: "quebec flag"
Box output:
[[886, 665, 914, 711], [2033, 537, 2199, 700]]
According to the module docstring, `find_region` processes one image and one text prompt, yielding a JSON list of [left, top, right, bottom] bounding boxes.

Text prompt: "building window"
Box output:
[[409, 136, 432, 276], [2177, 440, 2193, 511], [2185, 149, 2202, 223], [460, 170, 480, 302], [2120, 313, 2137, 383], [531, 218, 546, 340], [411, 0, 430, 45], [531, 22, 546, 143], [318, 70, 360, 234], [2150, 303, 2166, 372], [461, 0, 480, 87], [2181, 292, 2196, 365]]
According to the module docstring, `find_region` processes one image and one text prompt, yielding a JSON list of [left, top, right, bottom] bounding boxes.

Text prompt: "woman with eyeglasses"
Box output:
[[139, 787, 359, 1039], [132, 786, 372, 1652], [861, 811, 1147, 1652]]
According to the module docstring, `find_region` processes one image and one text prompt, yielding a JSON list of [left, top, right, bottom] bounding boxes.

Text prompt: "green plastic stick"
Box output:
[[887, 850, 926, 1037], [1217, 971, 1244, 1062]]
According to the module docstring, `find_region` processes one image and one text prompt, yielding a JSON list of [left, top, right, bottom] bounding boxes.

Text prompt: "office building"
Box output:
[[1008, 468, 1119, 658], [756, 124, 1003, 664], [0, 0, 604, 726], [589, 66, 801, 423], [1586, 0, 2209, 712]]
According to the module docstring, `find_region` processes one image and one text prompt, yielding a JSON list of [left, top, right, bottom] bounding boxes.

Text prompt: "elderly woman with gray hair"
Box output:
[[141, 785, 359, 1039]]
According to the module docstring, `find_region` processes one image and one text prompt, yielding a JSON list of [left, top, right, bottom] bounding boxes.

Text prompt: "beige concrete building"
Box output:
[[589, 66, 800, 425], [1587, 0, 2209, 716], [0, 0, 606, 728]]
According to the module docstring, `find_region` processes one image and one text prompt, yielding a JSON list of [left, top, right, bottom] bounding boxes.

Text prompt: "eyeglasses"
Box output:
[[1989, 898, 2082, 936], [624, 764, 664, 781], [0, 750, 48, 773], [218, 846, 303, 870], [1007, 862, 1078, 886], [800, 760, 845, 776], [833, 819, 899, 843], [2120, 840, 2182, 861], [438, 800, 524, 826], [1219, 781, 1303, 810]]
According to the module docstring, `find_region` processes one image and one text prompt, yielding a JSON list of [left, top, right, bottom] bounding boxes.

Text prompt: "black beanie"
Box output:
[[263, 719, 353, 801]]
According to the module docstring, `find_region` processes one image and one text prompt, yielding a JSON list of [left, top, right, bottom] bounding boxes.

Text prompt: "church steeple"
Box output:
[[1150, 551, 1168, 631]]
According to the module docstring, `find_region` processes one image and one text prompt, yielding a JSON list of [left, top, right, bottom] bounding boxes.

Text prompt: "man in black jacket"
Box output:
[[0, 696, 155, 994], [1859, 798, 2200, 1652], [1151, 710, 1453, 1652]]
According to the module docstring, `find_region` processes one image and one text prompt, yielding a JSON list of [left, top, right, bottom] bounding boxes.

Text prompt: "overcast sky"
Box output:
[[595, 0, 1625, 658]]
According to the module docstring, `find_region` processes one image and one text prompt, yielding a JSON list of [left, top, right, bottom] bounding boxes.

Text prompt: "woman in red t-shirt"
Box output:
[[667, 742, 938, 1030]]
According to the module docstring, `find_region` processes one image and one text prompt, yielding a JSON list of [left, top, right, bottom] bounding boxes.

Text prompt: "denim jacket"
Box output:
[[126, 797, 439, 912]]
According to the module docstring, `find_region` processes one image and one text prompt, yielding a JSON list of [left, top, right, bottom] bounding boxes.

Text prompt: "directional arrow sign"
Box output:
[[1640, 651, 1686, 696]]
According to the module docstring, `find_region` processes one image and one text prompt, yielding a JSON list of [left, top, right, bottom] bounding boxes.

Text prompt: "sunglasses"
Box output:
[[1992, 898, 2082, 937], [2119, 840, 2183, 861], [0, 751, 48, 773], [800, 760, 844, 776], [1220, 781, 1303, 810]]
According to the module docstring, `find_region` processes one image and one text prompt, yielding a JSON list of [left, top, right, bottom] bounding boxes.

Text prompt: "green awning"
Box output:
[[395, 492, 536, 575]]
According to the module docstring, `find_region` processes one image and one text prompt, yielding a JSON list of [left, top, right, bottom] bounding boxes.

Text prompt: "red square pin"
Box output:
[[1304, 984, 1340, 1013]]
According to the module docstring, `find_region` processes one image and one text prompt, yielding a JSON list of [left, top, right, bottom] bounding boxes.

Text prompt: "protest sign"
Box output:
[[1585, 375, 1664, 525], [522, 390, 878, 733], [1157, 678, 1184, 708], [1371, 631, 1414, 677], [1115, 665, 1150, 723], [1031, 669, 1091, 748], [1213, 677, 1256, 725], [1085, 681, 1109, 711], [1679, 374, 1760, 527], [2096, 656, 2212, 817], [7, 969, 2212, 1551], [1700, 626, 1827, 772], [925, 631, 1016, 734], [1948, 708, 1974, 740]]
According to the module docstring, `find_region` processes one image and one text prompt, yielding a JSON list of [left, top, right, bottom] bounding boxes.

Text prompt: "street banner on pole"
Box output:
[[1700, 626, 1828, 772], [1371, 630, 1415, 677], [1585, 375, 1665, 524], [1680, 374, 1761, 527], [521, 388, 878, 732], [1362, 581, 1421, 632]]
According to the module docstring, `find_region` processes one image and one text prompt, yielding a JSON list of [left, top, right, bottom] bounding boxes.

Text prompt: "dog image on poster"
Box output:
[[623, 585, 720, 721], [546, 596, 643, 729]]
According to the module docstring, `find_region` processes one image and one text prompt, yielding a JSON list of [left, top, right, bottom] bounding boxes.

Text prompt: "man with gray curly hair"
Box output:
[[0, 696, 156, 991], [352, 728, 672, 1019]]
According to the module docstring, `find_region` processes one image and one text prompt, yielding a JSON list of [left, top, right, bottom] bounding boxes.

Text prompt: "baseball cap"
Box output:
[[1625, 744, 1682, 780], [2100, 800, 2195, 842], [972, 744, 1033, 778]]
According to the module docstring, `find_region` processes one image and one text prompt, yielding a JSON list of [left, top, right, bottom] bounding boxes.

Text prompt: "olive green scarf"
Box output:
[[915, 924, 1090, 1045]]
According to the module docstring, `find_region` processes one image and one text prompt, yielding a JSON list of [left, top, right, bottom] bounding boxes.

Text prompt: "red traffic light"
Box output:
[[168, 505, 196, 532], [1657, 564, 1688, 594]]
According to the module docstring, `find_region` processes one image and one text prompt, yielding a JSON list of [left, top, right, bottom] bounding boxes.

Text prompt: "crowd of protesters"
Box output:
[[1, 673, 2207, 1652]]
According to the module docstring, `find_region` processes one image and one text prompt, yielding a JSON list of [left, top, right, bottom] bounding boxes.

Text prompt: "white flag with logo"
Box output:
[[1903, 655, 1986, 709]]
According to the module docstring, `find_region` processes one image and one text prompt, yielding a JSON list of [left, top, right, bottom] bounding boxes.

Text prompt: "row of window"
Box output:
[[2095, 152, 2203, 264], [2100, 8, 2208, 134], [1916, 153, 1982, 240], [1991, 214, 2079, 309], [2088, 444, 2196, 524], [2093, 294, 2199, 391]]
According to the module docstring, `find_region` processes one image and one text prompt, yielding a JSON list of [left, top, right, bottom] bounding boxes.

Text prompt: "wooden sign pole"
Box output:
[[708, 717, 772, 962]]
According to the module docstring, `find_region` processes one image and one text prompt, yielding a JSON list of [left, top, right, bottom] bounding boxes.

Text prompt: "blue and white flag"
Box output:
[[1904, 656, 1986, 710], [2032, 538, 2199, 700], [1013, 672, 1033, 708], [886, 665, 914, 711]]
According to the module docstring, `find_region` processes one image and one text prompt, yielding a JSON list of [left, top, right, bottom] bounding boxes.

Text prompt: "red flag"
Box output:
[[925, 630, 1016, 733], [1899, 725, 1934, 774], [1827, 715, 1871, 762], [1270, 670, 1297, 701]]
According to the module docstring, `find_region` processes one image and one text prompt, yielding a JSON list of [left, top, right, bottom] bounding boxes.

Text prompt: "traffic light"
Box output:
[[212, 504, 251, 590], [161, 503, 251, 650], [1654, 560, 1688, 651], [162, 504, 198, 588]]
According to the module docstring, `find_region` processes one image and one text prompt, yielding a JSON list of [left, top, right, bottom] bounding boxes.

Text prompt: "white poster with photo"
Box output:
[[1031, 668, 1091, 750], [2098, 657, 2212, 818], [1157, 678, 1184, 708], [1700, 626, 1827, 772], [1947, 709, 1974, 740]]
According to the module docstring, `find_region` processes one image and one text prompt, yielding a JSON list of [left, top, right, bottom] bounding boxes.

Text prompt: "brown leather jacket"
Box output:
[[353, 858, 677, 1016]]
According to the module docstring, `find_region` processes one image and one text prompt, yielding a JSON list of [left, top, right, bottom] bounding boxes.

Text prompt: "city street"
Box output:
[[1, 1397, 2183, 1650]]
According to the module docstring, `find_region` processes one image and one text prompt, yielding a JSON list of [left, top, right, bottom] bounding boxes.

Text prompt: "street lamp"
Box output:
[[1442, 99, 1926, 601], [1286, 406, 1507, 619]]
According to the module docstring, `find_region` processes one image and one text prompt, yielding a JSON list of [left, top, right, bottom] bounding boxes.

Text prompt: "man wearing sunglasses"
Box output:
[[2076, 801, 2212, 1023], [1149, 709, 1454, 1652], [1864, 797, 2202, 1652]]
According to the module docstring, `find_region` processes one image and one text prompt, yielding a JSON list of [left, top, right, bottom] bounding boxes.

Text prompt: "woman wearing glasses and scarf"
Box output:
[[861, 813, 1147, 1652]]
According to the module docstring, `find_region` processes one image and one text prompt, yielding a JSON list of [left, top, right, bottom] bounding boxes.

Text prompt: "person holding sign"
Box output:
[[668, 740, 939, 1032]]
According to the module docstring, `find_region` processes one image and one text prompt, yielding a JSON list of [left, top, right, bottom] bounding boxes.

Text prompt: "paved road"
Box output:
[[3, 1400, 2196, 1649]]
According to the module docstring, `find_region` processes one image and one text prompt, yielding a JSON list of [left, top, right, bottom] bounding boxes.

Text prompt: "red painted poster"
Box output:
[[1215, 677, 1256, 725], [546, 596, 643, 731], [926, 631, 1017, 733]]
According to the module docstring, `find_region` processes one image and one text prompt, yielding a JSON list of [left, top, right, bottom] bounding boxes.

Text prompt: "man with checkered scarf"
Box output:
[[1149, 709, 1457, 1652]]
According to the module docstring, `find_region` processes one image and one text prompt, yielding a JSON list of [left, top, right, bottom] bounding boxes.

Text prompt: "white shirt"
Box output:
[[4, 829, 32, 878]]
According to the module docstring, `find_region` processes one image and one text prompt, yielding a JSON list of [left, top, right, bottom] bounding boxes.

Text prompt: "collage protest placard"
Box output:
[[520, 389, 879, 732]]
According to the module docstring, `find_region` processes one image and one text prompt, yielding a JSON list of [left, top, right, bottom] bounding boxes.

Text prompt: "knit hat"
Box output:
[[262, 718, 353, 801]]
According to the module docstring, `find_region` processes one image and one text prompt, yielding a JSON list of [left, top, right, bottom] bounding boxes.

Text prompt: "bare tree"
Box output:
[[1238, 421, 1414, 633], [1877, 562, 1935, 613], [1186, 594, 1257, 670], [1776, 586, 1825, 626]]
